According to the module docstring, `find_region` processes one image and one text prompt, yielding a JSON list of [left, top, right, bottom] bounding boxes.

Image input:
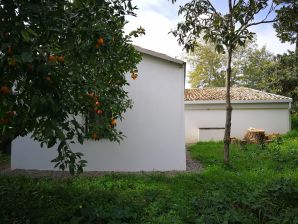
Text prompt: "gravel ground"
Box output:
[[0, 149, 202, 178]]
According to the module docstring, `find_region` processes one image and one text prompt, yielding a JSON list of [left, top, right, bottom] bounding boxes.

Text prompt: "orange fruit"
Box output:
[[0, 118, 8, 125], [5, 111, 15, 117], [0, 86, 10, 95], [111, 118, 117, 126], [45, 76, 52, 82], [131, 72, 138, 80], [48, 55, 56, 62], [7, 46, 13, 56], [96, 109, 103, 115], [95, 43, 100, 49], [57, 55, 64, 63], [9, 58, 17, 67], [27, 63, 33, 73], [87, 92, 94, 98], [92, 133, 97, 140], [97, 37, 104, 46]]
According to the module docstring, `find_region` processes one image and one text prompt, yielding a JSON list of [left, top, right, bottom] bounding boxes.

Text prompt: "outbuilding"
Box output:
[[185, 87, 292, 144], [12, 46, 187, 172]]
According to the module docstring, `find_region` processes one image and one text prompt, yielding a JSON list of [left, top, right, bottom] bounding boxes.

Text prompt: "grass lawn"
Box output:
[[0, 132, 298, 224]]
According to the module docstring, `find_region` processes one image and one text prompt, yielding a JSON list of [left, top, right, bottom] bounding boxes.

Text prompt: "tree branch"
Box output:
[[245, 18, 277, 29], [206, 0, 219, 14], [233, 1, 278, 45], [262, 2, 277, 22], [231, 19, 277, 46]]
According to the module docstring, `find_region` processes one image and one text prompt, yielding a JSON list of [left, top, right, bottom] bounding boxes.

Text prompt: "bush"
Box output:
[[291, 114, 298, 130]]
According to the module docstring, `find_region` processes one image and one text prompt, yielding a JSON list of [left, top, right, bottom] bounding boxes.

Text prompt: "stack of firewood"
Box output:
[[244, 127, 266, 144], [231, 128, 280, 146]]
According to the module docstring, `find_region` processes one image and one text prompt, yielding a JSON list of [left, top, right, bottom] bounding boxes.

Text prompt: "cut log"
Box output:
[[244, 128, 265, 144]]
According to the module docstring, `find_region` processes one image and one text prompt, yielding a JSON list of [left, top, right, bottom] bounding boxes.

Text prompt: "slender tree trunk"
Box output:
[[295, 33, 298, 55], [224, 0, 234, 165], [295, 34, 298, 71], [224, 48, 233, 164]]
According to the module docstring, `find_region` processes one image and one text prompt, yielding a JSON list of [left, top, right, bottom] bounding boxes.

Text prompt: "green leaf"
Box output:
[[21, 52, 33, 63], [26, 27, 38, 37], [55, 128, 66, 141], [48, 138, 56, 148], [21, 30, 30, 42]]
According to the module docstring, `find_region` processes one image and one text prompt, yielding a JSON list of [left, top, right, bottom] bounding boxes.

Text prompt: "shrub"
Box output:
[[291, 114, 298, 130]]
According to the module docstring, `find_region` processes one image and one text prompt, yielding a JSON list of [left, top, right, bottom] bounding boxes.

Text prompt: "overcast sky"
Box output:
[[125, 0, 295, 59]]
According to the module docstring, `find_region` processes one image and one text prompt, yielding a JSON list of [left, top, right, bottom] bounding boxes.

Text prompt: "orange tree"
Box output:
[[0, 0, 143, 174]]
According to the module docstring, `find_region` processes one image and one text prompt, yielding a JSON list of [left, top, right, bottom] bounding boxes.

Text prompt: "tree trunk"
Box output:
[[224, 48, 233, 165], [295, 34, 298, 73], [295, 33, 298, 57]]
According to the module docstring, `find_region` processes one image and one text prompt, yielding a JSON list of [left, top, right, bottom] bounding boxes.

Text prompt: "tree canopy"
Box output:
[[273, 0, 298, 46], [186, 41, 226, 88], [186, 39, 297, 114], [260, 51, 298, 113], [0, 0, 143, 174], [186, 39, 274, 88]]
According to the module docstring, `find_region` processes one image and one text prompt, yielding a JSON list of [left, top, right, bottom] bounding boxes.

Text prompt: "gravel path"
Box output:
[[0, 149, 202, 178], [186, 149, 202, 171]]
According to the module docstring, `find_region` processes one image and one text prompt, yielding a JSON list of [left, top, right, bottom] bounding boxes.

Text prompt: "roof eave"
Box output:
[[134, 45, 185, 65], [184, 99, 293, 104]]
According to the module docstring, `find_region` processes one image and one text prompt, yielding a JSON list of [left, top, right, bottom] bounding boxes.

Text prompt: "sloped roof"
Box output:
[[185, 87, 292, 103], [134, 45, 185, 65]]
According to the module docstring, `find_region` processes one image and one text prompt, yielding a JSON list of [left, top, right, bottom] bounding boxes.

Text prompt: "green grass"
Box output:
[[0, 135, 298, 223]]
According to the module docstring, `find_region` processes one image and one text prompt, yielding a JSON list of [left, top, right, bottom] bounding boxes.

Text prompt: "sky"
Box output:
[[125, 0, 295, 59]]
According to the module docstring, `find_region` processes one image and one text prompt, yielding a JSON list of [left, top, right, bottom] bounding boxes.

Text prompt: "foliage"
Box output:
[[186, 39, 275, 89], [171, 0, 275, 53], [0, 152, 9, 164], [291, 115, 298, 129], [255, 51, 298, 112], [239, 46, 275, 88], [0, 133, 298, 223], [273, 0, 298, 112], [273, 0, 298, 45], [0, 0, 143, 174], [186, 41, 226, 88]]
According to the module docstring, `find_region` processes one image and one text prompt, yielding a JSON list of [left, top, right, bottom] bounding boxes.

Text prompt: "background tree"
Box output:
[[260, 52, 298, 113], [239, 46, 275, 88], [186, 41, 226, 88], [185, 39, 297, 114], [172, 0, 277, 164], [186, 39, 272, 88], [0, 0, 143, 174], [273, 0, 298, 57]]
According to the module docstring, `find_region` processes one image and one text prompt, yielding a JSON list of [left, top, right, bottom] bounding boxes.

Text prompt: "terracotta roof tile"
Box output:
[[184, 87, 292, 102]]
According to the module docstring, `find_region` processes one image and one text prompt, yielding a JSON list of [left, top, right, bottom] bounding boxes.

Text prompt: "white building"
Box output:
[[12, 46, 187, 171], [185, 87, 292, 144]]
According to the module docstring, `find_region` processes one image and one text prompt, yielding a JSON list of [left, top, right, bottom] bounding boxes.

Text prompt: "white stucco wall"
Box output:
[[12, 53, 186, 171], [185, 103, 291, 144], [198, 128, 225, 141]]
